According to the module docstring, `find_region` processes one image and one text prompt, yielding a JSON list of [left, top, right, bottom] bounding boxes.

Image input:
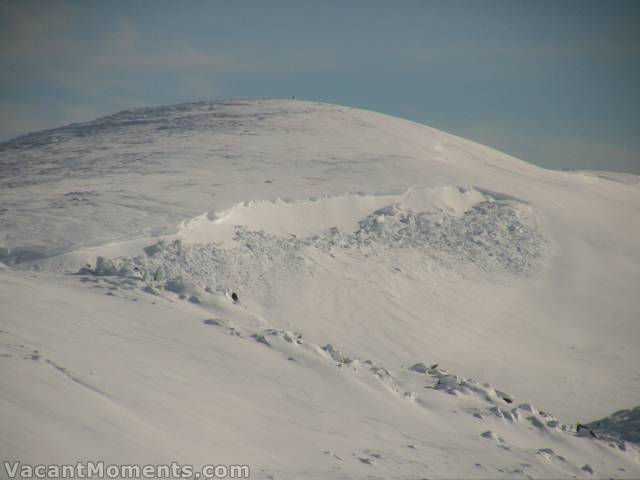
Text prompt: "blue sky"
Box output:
[[1, 0, 639, 173]]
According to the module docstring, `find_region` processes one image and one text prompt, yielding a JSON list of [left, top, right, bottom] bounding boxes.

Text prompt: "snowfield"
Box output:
[[1, 100, 639, 479]]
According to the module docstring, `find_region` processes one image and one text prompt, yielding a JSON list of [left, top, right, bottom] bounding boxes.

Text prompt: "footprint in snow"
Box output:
[[480, 430, 504, 443], [536, 448, 566, 463], [582, 464, 595, 475], [323, 450, 343, 461], [203, 318, 225, 326], [357, 450, 383, 465], [203, 318, 243, 337]]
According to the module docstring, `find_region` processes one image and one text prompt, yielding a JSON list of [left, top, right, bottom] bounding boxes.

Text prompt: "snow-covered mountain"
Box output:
[[1, 100, 639, 479]]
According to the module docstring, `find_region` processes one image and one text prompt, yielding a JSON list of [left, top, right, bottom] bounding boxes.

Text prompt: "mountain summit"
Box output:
[[1, 99, 542, 252]]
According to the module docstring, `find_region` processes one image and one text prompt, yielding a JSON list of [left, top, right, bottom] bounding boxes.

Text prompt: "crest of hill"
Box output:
[[0, 99, 546, 253], [0, 99, 635, 257]]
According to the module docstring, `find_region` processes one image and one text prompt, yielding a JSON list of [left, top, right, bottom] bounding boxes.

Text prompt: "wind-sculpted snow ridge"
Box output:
[[81, 186, 547, 297], [188, 308, 639, 474], [326, 197, 544, 275], [4, 267, 638, 478]]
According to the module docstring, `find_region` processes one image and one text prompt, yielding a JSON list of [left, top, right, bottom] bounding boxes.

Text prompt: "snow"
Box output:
[[1, 99, 639, 478], [177, 186, 493, 244]]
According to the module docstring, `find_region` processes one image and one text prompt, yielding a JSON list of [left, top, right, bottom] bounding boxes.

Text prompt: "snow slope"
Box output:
[[1, 100, 639, 479]]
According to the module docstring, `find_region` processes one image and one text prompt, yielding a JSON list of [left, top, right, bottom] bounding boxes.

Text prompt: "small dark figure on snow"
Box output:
[[231, 291, 239, 303]]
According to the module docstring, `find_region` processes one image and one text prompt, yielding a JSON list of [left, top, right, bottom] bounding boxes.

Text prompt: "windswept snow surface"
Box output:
[[1, 100, 639, 479]]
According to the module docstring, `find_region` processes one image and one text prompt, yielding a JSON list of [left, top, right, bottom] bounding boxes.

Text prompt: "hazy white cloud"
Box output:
[[1, 3, 320, 77], [87, 15, 256, 73], [0, 0, 326, 139], [0, 4, 231, 138]]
